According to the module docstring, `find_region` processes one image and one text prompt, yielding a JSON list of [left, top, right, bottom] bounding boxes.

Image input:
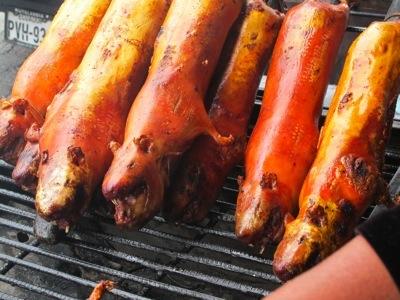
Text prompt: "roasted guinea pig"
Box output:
[[273, 20, 400, 282], [0, 0, 111, 164], [235, 0, 349, 247], [12, 122, 40, 193], [35, 0, 171, 229], [102, 0, 243, 228], [165, 0, 283, 224]]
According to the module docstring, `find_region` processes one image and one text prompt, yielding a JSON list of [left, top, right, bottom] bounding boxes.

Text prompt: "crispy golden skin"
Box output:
[[102, 0, 243, 228], [165, 0, 283, 223], [35, 0, 171, 228], [0, 0, 111, 164], [273, 20, 400, 282], [235, 0, 349, 247]]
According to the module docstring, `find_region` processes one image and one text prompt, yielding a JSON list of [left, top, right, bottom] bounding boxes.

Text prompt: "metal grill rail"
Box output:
[[0, 4, 398, 300]]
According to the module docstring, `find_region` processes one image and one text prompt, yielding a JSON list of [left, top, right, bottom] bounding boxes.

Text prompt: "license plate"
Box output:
[[5, 8, 52, 48]]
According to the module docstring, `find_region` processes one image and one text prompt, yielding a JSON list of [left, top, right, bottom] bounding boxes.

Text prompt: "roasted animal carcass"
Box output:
[[102, 0, 243, 228], [235, 0, 349, 247], [35, 0, 171, 228], [165, 0, 283, 224], [273, 20, 400, 281], [0, 0, 111, 164], [12, 122, 40, 193]]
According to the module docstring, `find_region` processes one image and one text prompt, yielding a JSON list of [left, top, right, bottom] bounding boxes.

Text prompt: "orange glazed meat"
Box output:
[[102, 0, 242, 228], [0, 0, 111, 164], [166, 0, 283, 224], [273, 20, 400, 282], [12, 67, 80, 194], [35, 0, 171, 228], [235, 0, 349, 247]]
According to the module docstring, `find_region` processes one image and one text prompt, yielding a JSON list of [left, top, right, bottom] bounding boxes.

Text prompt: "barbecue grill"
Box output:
[[0, 1, 399, 299]]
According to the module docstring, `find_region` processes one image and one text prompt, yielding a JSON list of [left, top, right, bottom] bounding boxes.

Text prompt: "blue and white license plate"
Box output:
[[5, 8, 52, 48]]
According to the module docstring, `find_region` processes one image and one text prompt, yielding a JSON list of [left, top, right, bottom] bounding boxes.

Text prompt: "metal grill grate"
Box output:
[[0, 3, 399, 300]]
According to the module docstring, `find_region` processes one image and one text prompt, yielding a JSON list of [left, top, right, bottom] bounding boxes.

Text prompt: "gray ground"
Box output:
[[0, 12, 33, 98]]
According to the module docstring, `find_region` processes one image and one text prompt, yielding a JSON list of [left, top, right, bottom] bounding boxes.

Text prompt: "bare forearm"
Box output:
[[266, 235, 399, 300]]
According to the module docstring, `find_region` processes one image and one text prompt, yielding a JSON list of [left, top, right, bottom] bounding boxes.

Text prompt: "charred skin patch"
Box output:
[[263, 206, 284, 243], [133, 135, 154, 153], [341, 154, 370, 186], [338, 92, 353, 111], [306, 204, 327, 227], [181, 198, 201, 223], [12, 99, 29, 115], [173, 165, 202, 222], [51, 183, 87, 228], [67, 146, 85, 166], [12, 141, 40, 194], [303, 242, 322, 270], [338, 198, 355, 217], [240, 202, 286, 246], [160, 45, 175, 68], [334, 220, 348, 239], [102, 48, 112, 60], [126, 161, 136, 169], [333, 199, 356, 239], [260, 172, 278, 190], [274, 200, 353, 282], [41, 150, 49, 164]]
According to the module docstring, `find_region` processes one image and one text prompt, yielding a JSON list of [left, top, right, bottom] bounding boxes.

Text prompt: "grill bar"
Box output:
[[346, 25, 366, 32], [0, 274, 76, 300], [0, 190, 273, 264], [71, 232, 278, 282], [0, 253, 150, 300], [0, 205, 277, 298], [0, 203, 279, 282], [0, 291, 23, 300], [349, 10, 385, 18], [0, 238, 226, 300], [0, 239, 39, 275], [0, 237, 270, 297]]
